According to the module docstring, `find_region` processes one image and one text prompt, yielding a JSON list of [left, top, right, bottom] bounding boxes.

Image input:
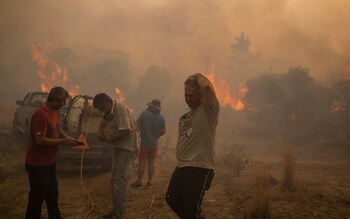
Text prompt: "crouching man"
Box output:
[[93, 93, 138, 219]]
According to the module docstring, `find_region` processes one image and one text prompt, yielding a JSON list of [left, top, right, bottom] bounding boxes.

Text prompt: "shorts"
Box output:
[[138, 147, 158, 160]]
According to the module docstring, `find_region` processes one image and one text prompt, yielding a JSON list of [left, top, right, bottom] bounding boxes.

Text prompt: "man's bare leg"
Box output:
[[148, 158, 155, 185], [137, 159, 146, 184]]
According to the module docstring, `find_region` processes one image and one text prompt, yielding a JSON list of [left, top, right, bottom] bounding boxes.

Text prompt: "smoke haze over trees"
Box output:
[[1, 0, 350, 132], [243, 67, 334, 144]]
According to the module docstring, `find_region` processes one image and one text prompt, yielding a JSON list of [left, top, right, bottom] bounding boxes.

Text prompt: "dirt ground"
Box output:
[[1, 108, 350, 218]]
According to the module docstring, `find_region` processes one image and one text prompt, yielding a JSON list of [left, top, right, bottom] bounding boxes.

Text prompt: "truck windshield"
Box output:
[[30, 93, 48, 107]]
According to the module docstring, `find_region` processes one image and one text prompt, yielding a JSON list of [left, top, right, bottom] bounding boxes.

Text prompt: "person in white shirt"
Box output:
[[165, 73, 219, 219], [93, 93, 138, 219]]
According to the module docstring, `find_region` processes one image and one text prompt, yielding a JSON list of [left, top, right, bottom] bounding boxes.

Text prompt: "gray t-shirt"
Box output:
[[137, 108, 165, 148], [102, 101, 138, 152], [176, 99, 219, 169]]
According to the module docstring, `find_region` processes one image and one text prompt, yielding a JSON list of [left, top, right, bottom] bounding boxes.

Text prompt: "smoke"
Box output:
[[1, 0, 350, 109]]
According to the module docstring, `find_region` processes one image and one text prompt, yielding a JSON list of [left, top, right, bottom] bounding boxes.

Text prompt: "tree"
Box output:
[[130, 65, 172, 112], [244, 66, 330, 143], [82, 50, 131, 97], [50, 47, 79, 66], [231, 32, 256, 62], [331, 79, 350, 112], [230, 32, 263, 83], [329, 79, 350, 138]]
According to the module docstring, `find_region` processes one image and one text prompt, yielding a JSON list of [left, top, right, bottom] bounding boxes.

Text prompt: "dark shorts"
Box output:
[[138, 147, 158, 160]]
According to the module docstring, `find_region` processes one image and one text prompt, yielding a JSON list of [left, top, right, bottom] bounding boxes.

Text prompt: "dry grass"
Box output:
[[2, 120, 350, 218], [245, 168, 272, 219], [222, 144, 251, 176], [282, 146, 296, 191]]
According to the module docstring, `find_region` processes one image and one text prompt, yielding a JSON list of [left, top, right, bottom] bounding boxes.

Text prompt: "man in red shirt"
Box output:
[[25, 86, 78, 219]]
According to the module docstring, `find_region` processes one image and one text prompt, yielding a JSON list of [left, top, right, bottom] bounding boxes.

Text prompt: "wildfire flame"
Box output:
[[346, 67, 350, 80], [206, 67, 248, 111], [331, 100, 345, 112], [115, 87, 125, 102], [31, 42, 79, 96]]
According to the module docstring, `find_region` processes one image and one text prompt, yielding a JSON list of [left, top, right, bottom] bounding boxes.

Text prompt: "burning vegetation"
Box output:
[[31, 42, 80, 97], [27, 36, 350, 147], [1, 1, 350, 216]]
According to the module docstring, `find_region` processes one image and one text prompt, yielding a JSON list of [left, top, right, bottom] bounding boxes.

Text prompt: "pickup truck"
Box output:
[[12, 92, 112, 170], [12, 92, 50, 144]]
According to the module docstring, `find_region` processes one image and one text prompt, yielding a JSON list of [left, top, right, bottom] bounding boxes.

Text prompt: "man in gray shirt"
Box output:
[[131, 99, 166, 189], [93, 93, 138, 219], [166, 73, 219, 219]]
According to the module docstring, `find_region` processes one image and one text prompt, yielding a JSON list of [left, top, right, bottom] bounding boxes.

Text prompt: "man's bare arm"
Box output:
[[160, 127, 166, 136], [35, 130, 77, 146], [97, 120, 107, 141], [104, 129, 131, 144], [195, 73, 217, 107]]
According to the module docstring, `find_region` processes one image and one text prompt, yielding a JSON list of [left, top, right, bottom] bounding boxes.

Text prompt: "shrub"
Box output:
[[246, 168, 271, 219], [222, 144, 251, 176]]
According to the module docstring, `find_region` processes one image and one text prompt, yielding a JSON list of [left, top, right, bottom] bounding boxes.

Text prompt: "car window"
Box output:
[[22, 94, 31, 105], [30, 93, 48, 107]]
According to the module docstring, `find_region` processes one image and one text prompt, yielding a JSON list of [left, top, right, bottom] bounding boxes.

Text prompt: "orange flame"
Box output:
[[345, 67, 350, 80], [331, 100, 345, 112], [208, 74, 248, 111], [31, 42, 79, 96], [206, 66, 248, 111], [115, 87, 125, 102]]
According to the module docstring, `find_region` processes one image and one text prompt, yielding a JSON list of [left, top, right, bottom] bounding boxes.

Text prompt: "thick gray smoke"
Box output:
[[1, 0, 350, 122]]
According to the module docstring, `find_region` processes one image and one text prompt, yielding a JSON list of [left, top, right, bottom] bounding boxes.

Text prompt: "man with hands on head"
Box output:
[[93, 93, 138, 219], [165, 73, 220, 219], [25, 86, 80, 219]]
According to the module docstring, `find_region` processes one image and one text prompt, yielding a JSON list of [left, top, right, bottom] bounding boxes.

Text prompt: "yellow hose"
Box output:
[[147, 156, 158, 219], [79, 107, 95, 219]]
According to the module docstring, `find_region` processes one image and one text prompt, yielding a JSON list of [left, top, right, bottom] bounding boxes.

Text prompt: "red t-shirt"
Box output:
[[25, 106, 61, 166]]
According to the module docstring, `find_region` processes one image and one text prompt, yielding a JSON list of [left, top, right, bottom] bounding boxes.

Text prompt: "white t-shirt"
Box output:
[[103, 100, 138, 152], [176, 99, 219, 169]]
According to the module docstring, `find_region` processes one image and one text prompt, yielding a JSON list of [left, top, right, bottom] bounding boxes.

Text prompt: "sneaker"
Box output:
[[145, 182, 153, 189], [131, 181, 143, 189], [102, 211, 112, 218]]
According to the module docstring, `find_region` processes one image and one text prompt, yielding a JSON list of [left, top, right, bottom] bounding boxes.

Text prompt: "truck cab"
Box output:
[[59, 95, 112, 169], [12, 92, 49, 143], [12, 92, 112, 170]]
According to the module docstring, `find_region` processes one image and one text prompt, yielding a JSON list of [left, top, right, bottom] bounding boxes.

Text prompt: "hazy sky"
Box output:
[[1, 0, 350, 99]]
